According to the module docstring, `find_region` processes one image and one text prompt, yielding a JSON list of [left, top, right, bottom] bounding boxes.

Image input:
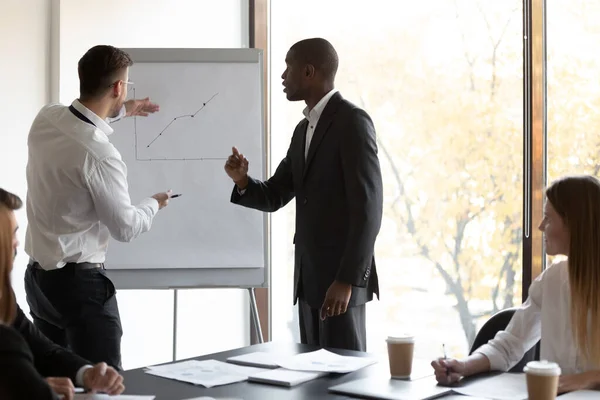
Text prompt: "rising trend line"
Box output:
[[146, 92, 219, 148]]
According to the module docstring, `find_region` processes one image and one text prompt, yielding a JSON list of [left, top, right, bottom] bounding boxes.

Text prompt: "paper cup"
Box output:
[[386, 335, 415, 379], [524, 360, 561, 400]]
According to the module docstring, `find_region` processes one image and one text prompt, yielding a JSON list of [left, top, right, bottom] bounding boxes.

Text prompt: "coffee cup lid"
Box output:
[[386, 334, 415, 343], [523, 360, 561, 376]]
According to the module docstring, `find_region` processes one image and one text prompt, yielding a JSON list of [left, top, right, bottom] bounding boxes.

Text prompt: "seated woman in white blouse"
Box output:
[[431, 175, 600, 393]]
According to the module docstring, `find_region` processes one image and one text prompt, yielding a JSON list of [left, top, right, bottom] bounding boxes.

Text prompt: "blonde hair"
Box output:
[[546, 175, 600, 366], [0, 204, 16, 324]]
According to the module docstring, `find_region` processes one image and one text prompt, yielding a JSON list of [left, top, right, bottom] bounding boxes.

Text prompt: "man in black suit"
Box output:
[[225, 38, 383, 351], [0, 188, 124, 399]]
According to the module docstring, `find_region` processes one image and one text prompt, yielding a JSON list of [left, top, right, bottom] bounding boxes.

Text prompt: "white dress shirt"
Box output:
[[238, 89, 338, 196], [302, 88, 338, 159], [25, 100, 159, 270], [475, 260, 592, 374]]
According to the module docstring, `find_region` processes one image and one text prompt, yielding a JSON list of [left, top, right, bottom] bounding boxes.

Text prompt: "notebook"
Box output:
[[248, 368, 327, 387], [328, 376, 452, 400]]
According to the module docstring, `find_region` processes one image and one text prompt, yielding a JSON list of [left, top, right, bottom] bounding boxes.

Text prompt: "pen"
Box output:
[[442, 343, 450, 377], [170, 194, 182, 198]]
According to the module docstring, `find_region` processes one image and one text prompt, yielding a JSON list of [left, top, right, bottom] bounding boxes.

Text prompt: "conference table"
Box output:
[[120, 342, 435, 399]]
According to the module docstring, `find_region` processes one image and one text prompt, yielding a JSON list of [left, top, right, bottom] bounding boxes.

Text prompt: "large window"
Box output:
[[547, 1, 600, 182], [271, 0, 523, 359]]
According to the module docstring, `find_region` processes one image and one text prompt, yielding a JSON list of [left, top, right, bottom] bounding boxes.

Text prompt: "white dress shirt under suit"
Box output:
[[238, 88, 338, 196], [302, 88, 338, 159], [475, 260, 593, 375]]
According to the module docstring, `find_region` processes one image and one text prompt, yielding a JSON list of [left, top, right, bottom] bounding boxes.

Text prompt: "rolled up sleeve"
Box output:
[[475, 273, 543, 371]]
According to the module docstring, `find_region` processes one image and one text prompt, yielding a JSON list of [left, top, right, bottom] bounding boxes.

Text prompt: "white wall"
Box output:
[[0, 0, 51, 308], [1, 0, 251, 370], [58, 0, 248, 103]]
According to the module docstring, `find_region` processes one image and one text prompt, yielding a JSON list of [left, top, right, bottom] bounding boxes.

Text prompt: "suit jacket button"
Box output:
[[303, 197, 308, 205]]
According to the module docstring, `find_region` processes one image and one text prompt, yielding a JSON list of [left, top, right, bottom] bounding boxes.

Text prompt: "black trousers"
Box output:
[[298, 299, 366, 352], [24, 263, 123, 370]]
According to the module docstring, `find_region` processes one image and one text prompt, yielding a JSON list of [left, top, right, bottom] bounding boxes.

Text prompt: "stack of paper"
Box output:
[[248, 368, 327, 387], [276, 349, 377, 373], [226, 352, 284, 369], [144, 359, 268, 388]]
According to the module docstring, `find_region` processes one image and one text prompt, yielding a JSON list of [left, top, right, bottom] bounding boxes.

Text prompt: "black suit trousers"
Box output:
[[298, 299, 366, 352], [24, 263, 123, 370]]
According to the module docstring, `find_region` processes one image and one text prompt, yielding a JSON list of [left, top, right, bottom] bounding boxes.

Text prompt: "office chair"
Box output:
[[469, 307, 539, 372]]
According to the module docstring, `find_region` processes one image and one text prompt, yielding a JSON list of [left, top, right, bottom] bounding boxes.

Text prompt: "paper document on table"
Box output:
[[182, 398, 244, 400], [74, 395, 155, 400], [226, 352, 285, 368], [559, 391, 600, 399], [144, 359, 268, 388], [452, 373, 528, 400], [249, 368, 327, 387], [276, 349, 377, 373]]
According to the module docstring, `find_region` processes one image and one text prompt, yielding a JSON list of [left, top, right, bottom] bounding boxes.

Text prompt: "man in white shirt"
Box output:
[[24, 45, 171, 370]]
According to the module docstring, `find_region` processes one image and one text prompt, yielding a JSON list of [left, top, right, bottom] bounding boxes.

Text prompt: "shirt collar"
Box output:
[[302, 88, 338, 121], [71, 99, 114, 136]]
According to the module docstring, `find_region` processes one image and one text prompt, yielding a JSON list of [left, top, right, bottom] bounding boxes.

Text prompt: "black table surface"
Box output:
[[120, 342, 433, 400]]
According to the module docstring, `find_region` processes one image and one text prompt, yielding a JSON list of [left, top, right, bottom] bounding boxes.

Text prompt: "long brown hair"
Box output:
[[0, 204, 16, 324], [546, 175, 600, 366]]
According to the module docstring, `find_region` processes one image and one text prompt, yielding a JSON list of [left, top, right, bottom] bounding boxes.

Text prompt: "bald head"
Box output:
[[281, 38, 339, 103], [289, 38, 339, 82]]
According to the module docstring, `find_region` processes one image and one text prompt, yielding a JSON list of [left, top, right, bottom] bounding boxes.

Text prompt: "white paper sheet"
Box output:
[[559, 391, 600, 399], [249, 368, 327, 387], [73, 395, 155, 400], [144, 359, 267, 388], [182, 398, 243, 400], [226, 352, 285, 368], [453, 373, 528, 400], [275, 349, 377, 373]]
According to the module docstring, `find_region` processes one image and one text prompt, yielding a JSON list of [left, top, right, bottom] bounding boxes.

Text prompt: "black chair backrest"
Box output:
[[469, 307, 539, 372]]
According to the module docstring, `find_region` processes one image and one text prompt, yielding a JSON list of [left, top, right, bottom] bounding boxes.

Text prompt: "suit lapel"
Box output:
[[297, 119, 309, 179], [303, 92, 342, 180]]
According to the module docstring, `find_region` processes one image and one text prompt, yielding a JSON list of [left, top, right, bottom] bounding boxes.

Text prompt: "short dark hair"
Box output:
[[290, 38, 339, 82], [78, 45, 133, 100], [0, 188, 22, 211]]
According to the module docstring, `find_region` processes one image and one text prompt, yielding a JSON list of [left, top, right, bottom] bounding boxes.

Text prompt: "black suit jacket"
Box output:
[[231, 92, 383, 309], [12, 305, 89, 382], [0, 324, 59, 400]]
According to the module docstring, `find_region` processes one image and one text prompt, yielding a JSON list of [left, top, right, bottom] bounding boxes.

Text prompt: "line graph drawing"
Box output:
[[146, 92, 219, 148], [124, 88, 227, 162]]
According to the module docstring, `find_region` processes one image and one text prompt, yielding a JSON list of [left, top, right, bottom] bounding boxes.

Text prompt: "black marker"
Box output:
[[170, 194, 182, 198]]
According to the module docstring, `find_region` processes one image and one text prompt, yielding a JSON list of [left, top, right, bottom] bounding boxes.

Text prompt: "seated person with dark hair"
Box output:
[[0, 188, 124, 400]]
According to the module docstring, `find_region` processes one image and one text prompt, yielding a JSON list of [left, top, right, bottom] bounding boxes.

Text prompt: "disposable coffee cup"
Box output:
[[386, 335, 415, 379], [523, 360, 561, 400]]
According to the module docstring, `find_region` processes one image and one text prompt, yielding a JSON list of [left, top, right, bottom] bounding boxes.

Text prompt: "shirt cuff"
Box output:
[[76, 365, 94, 387], [474, 344, 509, 371], [106, 104, 127, 124], [140, 197, 160, 216]]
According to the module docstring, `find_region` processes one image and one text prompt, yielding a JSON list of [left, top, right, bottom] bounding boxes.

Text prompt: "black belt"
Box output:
[[29, 261, 103, 271]]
